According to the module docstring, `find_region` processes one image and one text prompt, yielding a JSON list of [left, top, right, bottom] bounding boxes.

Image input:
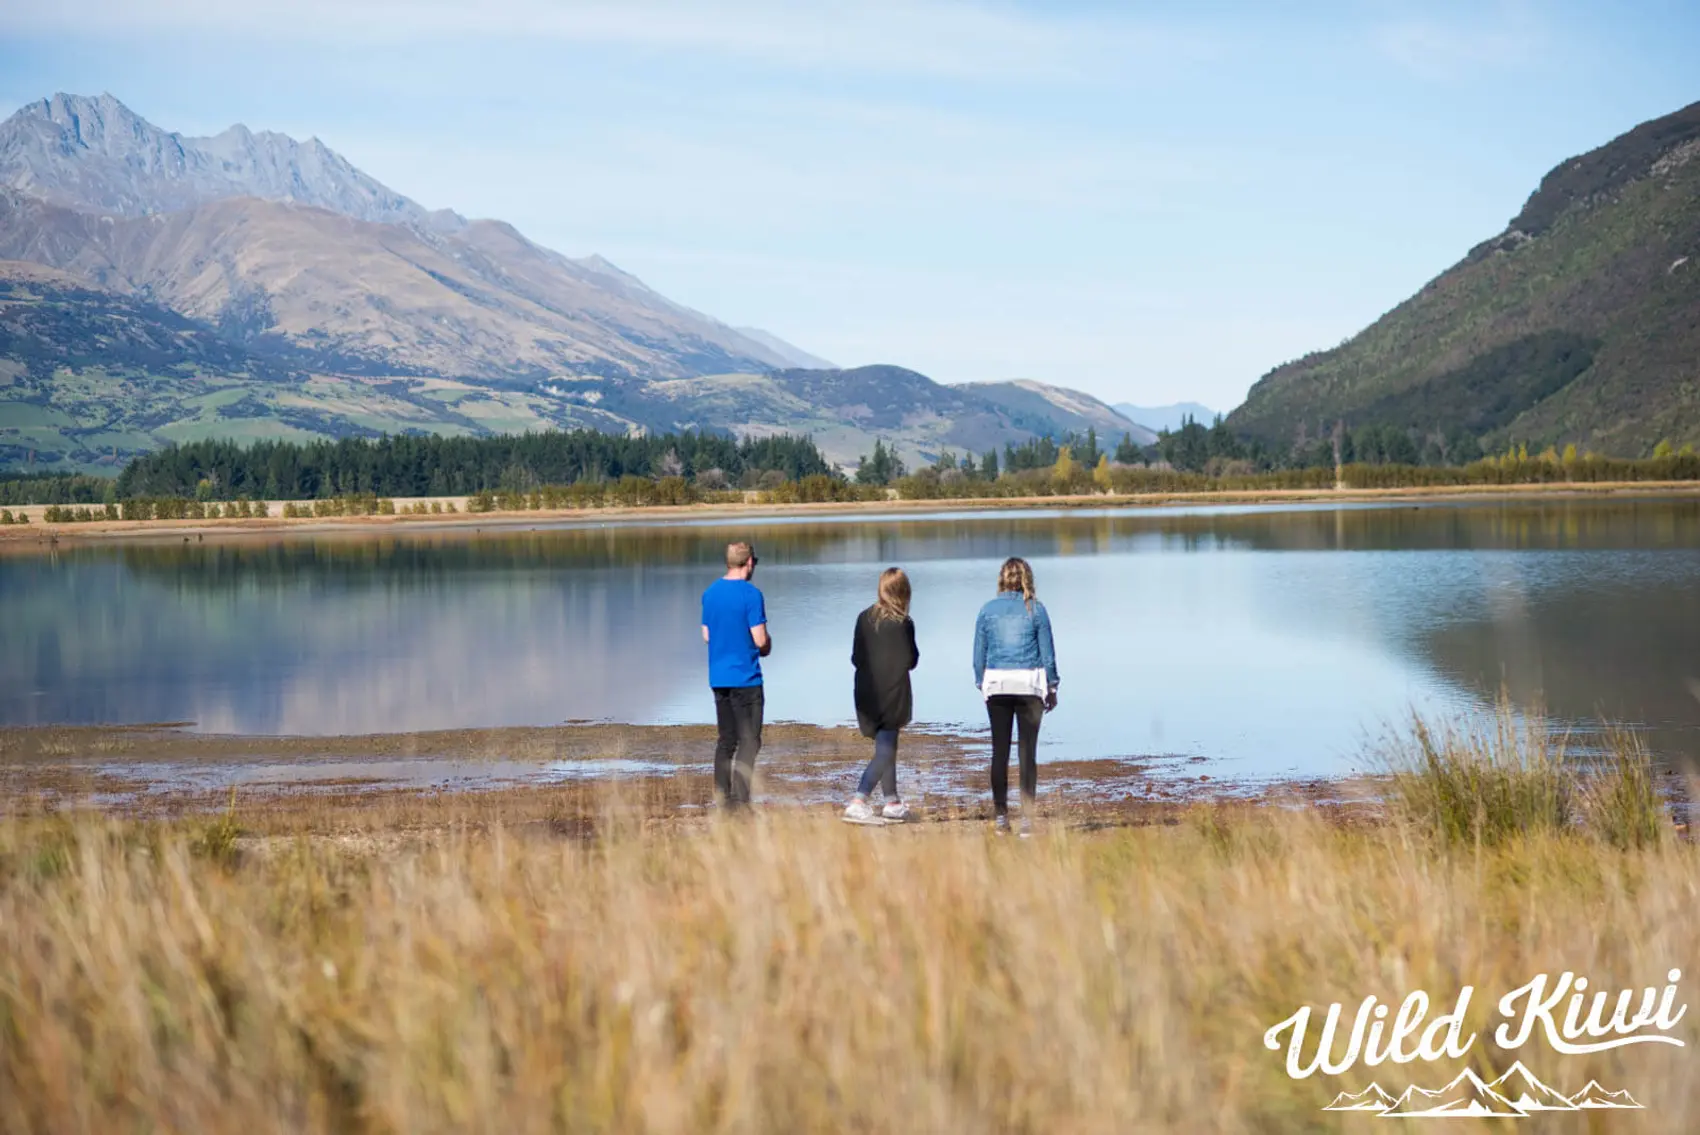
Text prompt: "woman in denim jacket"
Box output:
[[972, 556, 1059, 836]]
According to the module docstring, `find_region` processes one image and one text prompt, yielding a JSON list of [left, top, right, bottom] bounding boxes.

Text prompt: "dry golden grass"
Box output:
[[1, 784, 1697, 1133]]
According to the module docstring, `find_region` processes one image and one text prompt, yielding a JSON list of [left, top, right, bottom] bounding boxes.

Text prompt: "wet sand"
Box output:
[[7, 480, 1700, 551], [0, 721, 1378, 836]]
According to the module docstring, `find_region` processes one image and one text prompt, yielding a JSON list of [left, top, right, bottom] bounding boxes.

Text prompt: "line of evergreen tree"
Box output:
[[854, 440, 907, 486], [0, 471, 118, 506], [856, 428, 1120, 486], [114, 430, 836, 500], [1003, 427, 1104, 472], [1148, 415, 1493, 474], [10, 414, 1666, 505]]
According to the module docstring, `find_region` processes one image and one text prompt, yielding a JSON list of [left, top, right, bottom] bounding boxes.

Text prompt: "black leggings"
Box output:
[[987, 695, 1043, 814]]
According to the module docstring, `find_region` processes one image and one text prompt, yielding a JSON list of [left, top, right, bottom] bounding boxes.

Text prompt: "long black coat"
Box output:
[[851, 607, 920, 737]]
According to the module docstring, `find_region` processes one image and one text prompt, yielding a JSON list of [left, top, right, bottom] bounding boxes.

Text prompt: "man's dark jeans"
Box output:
[[712, 685, 764, 806]]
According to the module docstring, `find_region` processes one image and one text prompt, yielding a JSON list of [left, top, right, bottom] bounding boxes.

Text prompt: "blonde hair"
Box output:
[[725, 541, 754, 570], [997, 556, 1035, 610], [873, 566, 911, 622]]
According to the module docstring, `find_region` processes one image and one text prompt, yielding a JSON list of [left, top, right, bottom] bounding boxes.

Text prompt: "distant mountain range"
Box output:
[[546, 367, 1149, 472], [1113, 401, 1217, 434], [1230, 98, 1700, 456], [0, 93, 1143, 472], [0, 93, 804, 380], [964, 380, 1156, 445]]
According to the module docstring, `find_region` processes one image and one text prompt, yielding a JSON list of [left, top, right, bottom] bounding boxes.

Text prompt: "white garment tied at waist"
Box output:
[[979, 667, 1048, 701]]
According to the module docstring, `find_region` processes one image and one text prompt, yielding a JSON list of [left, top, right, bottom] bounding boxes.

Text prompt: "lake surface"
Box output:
[[7, 498, 1700, 780]]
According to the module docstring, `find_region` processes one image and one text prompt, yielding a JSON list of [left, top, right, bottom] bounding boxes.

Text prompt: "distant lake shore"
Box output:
[[8, 479, 1700, 550]]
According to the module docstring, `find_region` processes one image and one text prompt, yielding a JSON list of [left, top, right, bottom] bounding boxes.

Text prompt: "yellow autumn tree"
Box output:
[[1093, 453, 1113, 491], [1053, 445, 1077, 478], [1654, 439, 1674, 458], [1052, 445, 1080, 493]]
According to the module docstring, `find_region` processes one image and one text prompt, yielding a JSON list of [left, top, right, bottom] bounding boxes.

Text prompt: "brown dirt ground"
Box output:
[[0, 722, 1386, 844]]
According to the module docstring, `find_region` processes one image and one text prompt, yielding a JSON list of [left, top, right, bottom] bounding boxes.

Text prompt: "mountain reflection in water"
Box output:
[[5, 498, 1699, 778]]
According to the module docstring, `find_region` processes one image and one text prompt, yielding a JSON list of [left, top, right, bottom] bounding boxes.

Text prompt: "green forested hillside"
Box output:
[[1229, 100, 1700, 456]]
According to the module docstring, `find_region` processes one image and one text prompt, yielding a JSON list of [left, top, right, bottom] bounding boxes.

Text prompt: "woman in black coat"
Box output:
[[843, 567, 919, 824]]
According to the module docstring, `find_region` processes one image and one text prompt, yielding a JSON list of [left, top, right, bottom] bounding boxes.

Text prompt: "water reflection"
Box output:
[[5, 497, 1700, 777]]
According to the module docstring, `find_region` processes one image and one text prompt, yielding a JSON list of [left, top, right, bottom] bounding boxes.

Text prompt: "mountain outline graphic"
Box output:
[[1323, 1084, 1396, 1111], [1381, 1068, 1524, 1118], [1485, 1062, 1578, 1112], [1569, 1080, 1643, 1110], [1321, 1066, 1645, 1119]]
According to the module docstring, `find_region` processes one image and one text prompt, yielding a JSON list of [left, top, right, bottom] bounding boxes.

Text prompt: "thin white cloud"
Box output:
[[4, 0, 1224, 81]]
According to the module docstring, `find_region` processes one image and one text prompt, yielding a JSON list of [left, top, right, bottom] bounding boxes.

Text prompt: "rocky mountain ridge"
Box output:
[[0, 93, 466, 231]]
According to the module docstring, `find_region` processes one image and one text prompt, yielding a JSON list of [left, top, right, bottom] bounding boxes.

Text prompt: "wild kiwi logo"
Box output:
[[1263, 970, 1686, 1119]]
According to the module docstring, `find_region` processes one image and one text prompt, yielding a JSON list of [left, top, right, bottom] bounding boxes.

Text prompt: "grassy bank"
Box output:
[[1, 722, 1694, 1132]]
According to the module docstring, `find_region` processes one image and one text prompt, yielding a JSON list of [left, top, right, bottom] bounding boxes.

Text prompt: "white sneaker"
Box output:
[[1018, 815, 1033, 839], [882, 800, 910, 822], [843, 798, 881, 825]]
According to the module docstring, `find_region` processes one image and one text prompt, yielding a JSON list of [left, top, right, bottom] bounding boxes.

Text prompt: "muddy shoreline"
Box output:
[[6, 480, 1700, 552], [0, 722, 1369, 830]]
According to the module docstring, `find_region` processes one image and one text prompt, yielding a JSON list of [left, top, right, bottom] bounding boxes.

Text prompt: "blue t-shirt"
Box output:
[[702, 578, 767, 688]]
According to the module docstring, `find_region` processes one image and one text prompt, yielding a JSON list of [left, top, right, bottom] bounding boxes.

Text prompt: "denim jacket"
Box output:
[[972, 591, 1060, 691]]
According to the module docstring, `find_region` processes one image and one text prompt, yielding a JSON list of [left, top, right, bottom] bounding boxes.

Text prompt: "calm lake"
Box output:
[[7, 498, 1700, 780]]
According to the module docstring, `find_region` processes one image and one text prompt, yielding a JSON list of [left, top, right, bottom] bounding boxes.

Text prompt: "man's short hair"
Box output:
[[726, 541, 755, 569]]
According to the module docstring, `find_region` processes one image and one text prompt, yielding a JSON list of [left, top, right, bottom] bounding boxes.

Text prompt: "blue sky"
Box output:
[[2, 1, 1696, 412]]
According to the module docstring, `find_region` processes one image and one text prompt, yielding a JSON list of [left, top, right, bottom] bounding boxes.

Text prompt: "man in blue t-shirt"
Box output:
[[701, 540, 772, 808]]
